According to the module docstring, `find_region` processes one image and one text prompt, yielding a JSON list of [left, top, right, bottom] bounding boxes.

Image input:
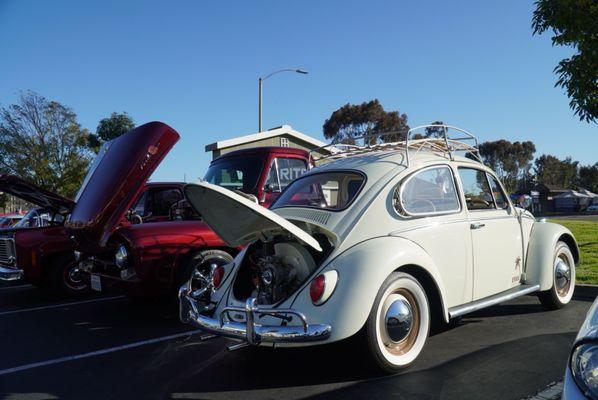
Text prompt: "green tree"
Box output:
[[578, 162, 598, 192], [478, 140, 536, 192], [532, 0, 598, 122], [88, 112, 135, 152], [323, 99, 409, 144], [534, 154, 579, 188], [0, 91, 91, 198], [423, 121, 447, 138]]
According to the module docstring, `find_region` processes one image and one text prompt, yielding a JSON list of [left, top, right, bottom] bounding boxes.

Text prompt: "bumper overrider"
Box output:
[[0, 265, 24, 281], [178, 283, 332, 345]]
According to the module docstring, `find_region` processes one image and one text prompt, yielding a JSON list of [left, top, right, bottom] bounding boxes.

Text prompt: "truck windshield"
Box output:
[[271, 172, 365, 211], [204, 155, 265, 192]]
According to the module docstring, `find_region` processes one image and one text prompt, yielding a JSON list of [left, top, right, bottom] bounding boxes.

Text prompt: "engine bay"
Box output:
[[232, 232, 333, 305]]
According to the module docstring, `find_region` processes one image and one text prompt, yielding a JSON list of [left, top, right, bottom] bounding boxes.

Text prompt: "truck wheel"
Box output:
[[538, 241, 575, 310], [363, 272, 430, 373], [48, 254, 88, 297], [179, 249, 233, 297]]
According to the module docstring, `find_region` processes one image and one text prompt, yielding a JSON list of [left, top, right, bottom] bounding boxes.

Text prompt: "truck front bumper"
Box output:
[[0, 265, 24, 281], [179, 284, 331, 345]]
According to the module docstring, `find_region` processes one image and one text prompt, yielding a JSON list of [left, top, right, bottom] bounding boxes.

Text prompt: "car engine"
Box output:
[[250, 242, 316, 305]]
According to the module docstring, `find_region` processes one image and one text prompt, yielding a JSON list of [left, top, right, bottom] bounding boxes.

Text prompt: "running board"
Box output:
[[448, 284, 540, 319]]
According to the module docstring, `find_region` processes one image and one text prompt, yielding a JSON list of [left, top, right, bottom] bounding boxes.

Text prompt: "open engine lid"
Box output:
[[0, 174, 75, 214], [184, 181, 322, 252], [66, 121, 179, 251]]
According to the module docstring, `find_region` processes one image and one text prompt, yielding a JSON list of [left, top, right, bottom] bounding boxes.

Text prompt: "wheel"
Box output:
[[47, 254, 88, 297], [363, 272, 430, 373], [538, 241, 575, 309], [179, 249, 233, 298]]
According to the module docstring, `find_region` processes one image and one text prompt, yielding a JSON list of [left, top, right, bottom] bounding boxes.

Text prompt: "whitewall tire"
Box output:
[[364, 272, 430, 373], [538, 241, 575, 309]]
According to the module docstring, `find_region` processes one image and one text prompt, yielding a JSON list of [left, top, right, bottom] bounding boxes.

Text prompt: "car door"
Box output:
[[457, 167, 523, 300]]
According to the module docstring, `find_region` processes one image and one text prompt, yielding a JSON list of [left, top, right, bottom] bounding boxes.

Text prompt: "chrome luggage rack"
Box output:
[[309, 124, 482, 167]]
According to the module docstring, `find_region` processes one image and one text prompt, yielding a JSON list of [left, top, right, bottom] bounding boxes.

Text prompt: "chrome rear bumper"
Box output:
[[0, 265, 24, 281], [179, 284, 331, 345]]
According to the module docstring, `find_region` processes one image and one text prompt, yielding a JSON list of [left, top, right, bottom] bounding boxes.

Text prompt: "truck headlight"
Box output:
[[115, 245, 128, 269], [571, 342, 598, 398]]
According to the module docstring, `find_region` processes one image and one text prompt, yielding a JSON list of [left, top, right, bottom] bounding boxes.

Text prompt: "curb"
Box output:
[[574, 284, 598, 300]]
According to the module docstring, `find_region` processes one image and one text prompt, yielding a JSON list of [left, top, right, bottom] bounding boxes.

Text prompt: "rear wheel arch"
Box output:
[[395, 264, 448, 325]]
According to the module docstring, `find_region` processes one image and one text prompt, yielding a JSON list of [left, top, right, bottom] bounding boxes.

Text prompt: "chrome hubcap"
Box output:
[[555, 257, 571, 297], [385, 297, 413, 343], [68, 267, 82, 284]]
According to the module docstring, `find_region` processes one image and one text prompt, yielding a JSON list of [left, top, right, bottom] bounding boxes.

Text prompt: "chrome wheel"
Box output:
[[64, 263, 86, 292], [379, 289, 420, 356], [554, 255, 572, 297]]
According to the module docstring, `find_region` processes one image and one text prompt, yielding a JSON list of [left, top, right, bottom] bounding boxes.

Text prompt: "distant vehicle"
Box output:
[[586, 204, 598, 214], [563, 296, 598, 399], [180, 125, 578, 372], [0, 214, 24, 229], [68, 122, 311, 299]]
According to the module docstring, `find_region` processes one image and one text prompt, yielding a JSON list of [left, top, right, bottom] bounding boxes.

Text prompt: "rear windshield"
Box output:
[[271, 172, 365, 211], [204, 155, 266, 192]]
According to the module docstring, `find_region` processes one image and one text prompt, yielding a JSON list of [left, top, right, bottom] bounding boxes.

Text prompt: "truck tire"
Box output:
[[47, 253, 88, 297], [538, 241, 575, 310], [362, 272, 430, 373]]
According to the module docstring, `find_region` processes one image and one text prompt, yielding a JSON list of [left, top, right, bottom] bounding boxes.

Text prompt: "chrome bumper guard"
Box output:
[[0, 265, 24, 281], [179, 284, 331, 345]]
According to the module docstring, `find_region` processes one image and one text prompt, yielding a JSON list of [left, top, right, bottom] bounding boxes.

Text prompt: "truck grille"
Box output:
[[0, 237, 16, 266]]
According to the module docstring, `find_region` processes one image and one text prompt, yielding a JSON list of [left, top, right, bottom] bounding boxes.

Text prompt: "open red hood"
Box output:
[[66, 121, 179, 251], [0, 174, 75, 213]]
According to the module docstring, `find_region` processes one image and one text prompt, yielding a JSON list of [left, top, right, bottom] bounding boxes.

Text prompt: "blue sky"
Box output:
[[1, 0, 596, 182]]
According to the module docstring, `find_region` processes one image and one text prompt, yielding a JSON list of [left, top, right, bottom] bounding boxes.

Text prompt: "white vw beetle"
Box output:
[[179, 125, 578, 372]]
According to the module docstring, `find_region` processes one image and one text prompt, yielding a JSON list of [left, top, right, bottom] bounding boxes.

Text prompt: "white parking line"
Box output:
[[0, 330, 203, 376], [0, 284, 32, 291], [0, 295, 126, 316]]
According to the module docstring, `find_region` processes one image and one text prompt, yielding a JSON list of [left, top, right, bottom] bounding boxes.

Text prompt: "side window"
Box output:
[[277, 158, 307, 190], [458, 168, 495, 210], [265, 158, 307, 192], [487, 174, 508, 209], [146, 188, 183, 217], [130, 190, 148, 216], [396, 166, 460, 215]]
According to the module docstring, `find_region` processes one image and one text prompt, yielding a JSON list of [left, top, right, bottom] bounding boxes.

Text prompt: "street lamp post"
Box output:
[[258, 68, 308, 132]]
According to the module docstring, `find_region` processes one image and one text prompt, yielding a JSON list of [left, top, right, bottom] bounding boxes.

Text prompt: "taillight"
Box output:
[[212, 266, 225, 288], [310, 270, 338, 305]]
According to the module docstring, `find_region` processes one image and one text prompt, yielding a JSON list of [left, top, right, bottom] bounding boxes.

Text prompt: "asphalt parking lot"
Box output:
[[0, 281, 592, 400]]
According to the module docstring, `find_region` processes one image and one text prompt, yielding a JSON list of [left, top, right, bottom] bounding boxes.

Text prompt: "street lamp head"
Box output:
[[295, 69, 309, 74]]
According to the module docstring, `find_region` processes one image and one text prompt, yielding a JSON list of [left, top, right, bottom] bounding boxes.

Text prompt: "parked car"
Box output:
[[586, 204, 598, 214], [0, 175, 184, 296], [0, 214, 24, 228], [563, 296, 598, 399], [179, 125, 578, 372], [69, 122, 310, 299]]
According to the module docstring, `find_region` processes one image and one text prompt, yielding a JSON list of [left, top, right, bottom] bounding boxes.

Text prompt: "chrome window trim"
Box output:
[[395, 164, 462, 218]]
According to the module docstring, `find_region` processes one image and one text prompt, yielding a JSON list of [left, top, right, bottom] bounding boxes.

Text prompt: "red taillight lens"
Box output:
[[310, 274, 326, 303], [212, 266, 225, 288]]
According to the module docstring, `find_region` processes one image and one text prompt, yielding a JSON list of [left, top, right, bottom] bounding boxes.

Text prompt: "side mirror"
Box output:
[[518, 194, 532, 209], [263, 184, 274, 194]]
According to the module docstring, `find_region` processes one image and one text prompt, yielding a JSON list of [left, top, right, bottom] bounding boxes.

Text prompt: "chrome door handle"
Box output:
[[470, 222, 485, 230]]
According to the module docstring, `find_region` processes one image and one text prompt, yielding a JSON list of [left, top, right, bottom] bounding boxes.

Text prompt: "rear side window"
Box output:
[[265, 158, 307, 192], [487, 174, 508, 209], [458, 168, 495, 210], [396, 166, 460, 216]]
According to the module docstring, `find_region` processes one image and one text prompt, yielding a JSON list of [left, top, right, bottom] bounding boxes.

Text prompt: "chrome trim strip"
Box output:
[[448, 284, 540, 318], [0, 266, 24, 281]]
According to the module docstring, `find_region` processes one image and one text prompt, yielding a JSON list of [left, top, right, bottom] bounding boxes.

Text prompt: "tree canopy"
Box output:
[[534, 154, 579, 189], [322, 99, 409, 144], [88, 111, 135, 152], [478, 140, 536, 192], [0, 91, 91, 198], [532, 0, 598, 123], [578, 163, 598, 192]]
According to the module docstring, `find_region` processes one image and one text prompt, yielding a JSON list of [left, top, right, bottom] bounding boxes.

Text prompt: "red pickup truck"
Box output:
[[68, 122, 309, 298]]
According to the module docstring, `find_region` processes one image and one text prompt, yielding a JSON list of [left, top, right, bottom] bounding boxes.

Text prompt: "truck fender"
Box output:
[[290, 236, 450, 344], [524, 221, 579, 291]]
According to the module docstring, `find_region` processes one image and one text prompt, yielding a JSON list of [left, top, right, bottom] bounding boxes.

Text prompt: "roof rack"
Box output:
[[308, 124, 482, 167]]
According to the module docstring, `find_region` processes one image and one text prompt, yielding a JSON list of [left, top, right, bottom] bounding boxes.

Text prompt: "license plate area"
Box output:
[[90, 274, 102, 292]]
